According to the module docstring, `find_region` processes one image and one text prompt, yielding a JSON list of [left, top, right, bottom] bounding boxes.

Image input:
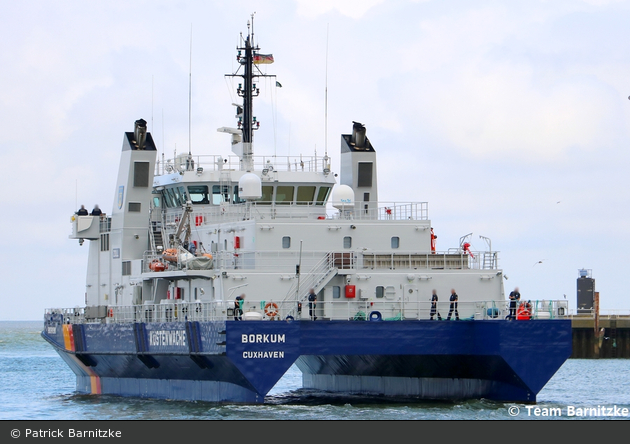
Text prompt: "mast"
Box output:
[[241, 24, 256, 170], [226, 15, 275, 171]]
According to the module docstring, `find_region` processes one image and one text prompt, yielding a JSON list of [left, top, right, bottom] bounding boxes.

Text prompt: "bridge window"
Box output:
[[259, 186, 273, 204], [276, 186, 294, 205], [316, 186, 331, 205], [188, 185, 209, 204], [296, 186, 316, 205], [173, 186, 187, 206], [162, 189, 174, 207], [212, 185, 231, 205], [233, 185, 246, 204]]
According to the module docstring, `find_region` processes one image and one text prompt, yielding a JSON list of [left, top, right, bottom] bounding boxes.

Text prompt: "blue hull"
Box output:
[[42, 315, 572, 404]]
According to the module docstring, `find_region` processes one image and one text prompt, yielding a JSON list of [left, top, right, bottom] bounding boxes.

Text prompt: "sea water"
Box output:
[[1, 321, 628, 421]]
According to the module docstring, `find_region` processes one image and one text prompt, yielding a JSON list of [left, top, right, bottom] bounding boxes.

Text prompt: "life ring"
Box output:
[[285, 315, 294, 322], [264, 302, 279, 317], [369, 311, 382, 321], [108, 308, 113, 317]]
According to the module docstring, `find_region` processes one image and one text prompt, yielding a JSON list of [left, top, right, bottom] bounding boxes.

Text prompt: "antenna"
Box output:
[[188, 24, 192, 156], [325, 23, 329, 158], [251, 12, 256, 46]]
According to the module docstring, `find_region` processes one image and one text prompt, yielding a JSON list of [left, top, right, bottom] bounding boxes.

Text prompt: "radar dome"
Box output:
[[331, 185, 355, 210], [238, 173, 262, 200]]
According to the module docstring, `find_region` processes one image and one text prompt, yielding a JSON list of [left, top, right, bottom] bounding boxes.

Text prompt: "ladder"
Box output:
[[482, 252, 496, 269], [282, 252, 339, 318], [219, 171, 232, 204], [610, 319, 618, 358], [151, 221, 164, 252]]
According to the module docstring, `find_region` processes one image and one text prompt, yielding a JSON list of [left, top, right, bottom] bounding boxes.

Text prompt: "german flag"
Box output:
[[253, 54, 274, 65]]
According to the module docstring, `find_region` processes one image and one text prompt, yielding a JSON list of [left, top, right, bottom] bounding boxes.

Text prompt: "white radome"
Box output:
[[331, 184, 355, 210]]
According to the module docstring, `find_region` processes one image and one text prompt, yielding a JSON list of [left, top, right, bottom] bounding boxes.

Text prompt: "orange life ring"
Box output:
[[108, 308, 113, 317], [264, 302, 279, 317]]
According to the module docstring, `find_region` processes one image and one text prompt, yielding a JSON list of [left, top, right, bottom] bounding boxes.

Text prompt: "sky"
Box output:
[[2, 0, 630, 320]]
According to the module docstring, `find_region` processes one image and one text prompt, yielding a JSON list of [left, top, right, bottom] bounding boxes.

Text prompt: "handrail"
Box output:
[[281, 252, 342, 319], [44, 299, 572, 325]]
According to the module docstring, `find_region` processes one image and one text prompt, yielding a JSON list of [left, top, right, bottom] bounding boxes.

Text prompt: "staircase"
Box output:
[[151, 221, 164, 252], [281, 252, 339, 318]]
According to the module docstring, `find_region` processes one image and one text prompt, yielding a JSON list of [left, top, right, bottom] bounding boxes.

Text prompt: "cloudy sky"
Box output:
[[2, 0, 629, 320]]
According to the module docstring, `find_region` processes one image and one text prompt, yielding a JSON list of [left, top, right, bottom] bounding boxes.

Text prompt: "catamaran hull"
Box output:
[[42, 317, 572, 404]]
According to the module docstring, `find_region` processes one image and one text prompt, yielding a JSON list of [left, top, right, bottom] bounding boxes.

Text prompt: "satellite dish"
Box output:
[[331, 185, 355, 210], [238, 173, 262, 200]]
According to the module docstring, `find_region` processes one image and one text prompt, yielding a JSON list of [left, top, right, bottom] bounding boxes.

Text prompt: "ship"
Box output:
[[42, 18, 572, 404]]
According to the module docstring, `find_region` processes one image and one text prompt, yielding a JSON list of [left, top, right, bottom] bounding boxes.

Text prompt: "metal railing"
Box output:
[[280, 252, 351, 319], [160, 201, 428, 225], [157, 154, 330, 175], [140, 248, 499, 274], [45, 299, 570, 325]]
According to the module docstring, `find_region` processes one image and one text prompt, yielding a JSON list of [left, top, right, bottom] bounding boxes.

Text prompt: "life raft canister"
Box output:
[[264, 302, 279, 317], [516, 302, 531, 320]]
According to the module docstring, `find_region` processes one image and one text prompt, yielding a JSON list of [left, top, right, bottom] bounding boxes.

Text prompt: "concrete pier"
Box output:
[[571, 316, 630, 359]]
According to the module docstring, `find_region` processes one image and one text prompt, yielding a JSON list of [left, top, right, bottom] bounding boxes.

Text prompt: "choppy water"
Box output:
[[1, 321, 629, 420]]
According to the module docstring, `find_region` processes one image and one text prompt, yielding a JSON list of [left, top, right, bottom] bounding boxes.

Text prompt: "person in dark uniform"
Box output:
[[77, 205, 88, 215], [447, 288, 459, 320], [234, 294, 245, 321], [507, 287, 521, 320], [90, 205, 102, 216], [308, 288, 317, 320], [430, 289, 442, 320]]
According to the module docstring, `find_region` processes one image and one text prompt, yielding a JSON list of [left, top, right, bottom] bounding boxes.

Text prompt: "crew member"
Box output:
[[430, 289, 442, 320], [447, 288, 459, 321], [90, 205, 102, 216], [77, 205, 88, 215], [308, 288, 317, 320], [234, 294, 245, 321], [507, 287, 521, 320]]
